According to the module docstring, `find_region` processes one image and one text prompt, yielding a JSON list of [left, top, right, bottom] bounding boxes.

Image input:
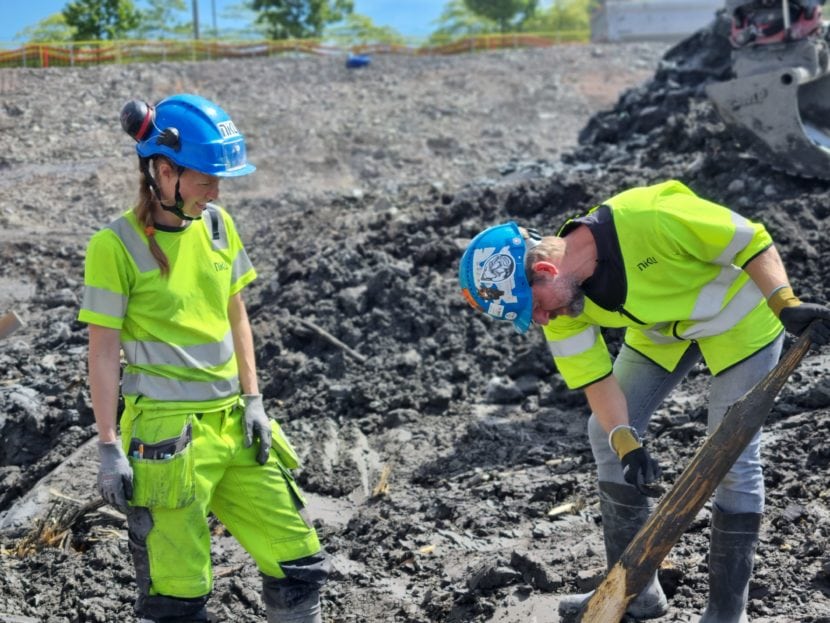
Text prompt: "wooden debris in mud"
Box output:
[[294, 316, 367, 364], [0, 311, 23, 340], [13, 493, 105, 557], [372, 464, 392, 498], [547, 498, 586, 518]]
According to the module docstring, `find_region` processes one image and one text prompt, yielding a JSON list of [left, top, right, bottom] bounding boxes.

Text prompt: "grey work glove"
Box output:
[[97, 440, 133, 510], [242, 393, 272, 465]]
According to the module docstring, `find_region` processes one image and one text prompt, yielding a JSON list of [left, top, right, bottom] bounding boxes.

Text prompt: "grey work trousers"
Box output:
[[587, 335, 783, 514]]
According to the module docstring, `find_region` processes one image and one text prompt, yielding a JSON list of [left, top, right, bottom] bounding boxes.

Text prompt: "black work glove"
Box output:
[[769, 287, 830, 346], [97, 440, 133, 511], [620, 447, 663, 498], [609, 425, 664, 498], [242, 393, 272, 465]]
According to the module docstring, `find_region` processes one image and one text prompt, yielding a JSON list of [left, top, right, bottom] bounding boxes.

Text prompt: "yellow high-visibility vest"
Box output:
[[544, 180, 783, 389], [79, 204, 256, 410]]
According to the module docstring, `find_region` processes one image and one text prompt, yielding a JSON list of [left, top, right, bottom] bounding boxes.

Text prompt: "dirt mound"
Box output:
[[1, 22, 829, 623]]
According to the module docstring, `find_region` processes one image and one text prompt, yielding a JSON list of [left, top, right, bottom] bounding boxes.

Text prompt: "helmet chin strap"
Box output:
[[139, 157, 201, 222]]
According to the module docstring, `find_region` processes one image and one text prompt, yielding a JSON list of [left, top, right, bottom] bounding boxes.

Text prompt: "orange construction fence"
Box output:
[[0, 32, 588, 69]]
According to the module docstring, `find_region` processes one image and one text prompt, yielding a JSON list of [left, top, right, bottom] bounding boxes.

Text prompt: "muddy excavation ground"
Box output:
[[1, 16, 830, 623]]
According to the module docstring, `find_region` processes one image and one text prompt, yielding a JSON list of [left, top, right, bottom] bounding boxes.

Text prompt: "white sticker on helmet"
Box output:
[[480, 253, 514, 282], [472, 245, 520, 314], [217, 120, 240, 138]]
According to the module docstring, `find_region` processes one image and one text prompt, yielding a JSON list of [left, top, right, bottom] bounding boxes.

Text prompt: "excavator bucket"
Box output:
[[706, 36, 830, 178]]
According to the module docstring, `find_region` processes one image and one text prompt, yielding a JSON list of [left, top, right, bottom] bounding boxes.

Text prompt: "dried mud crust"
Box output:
[[1, 31, 830, 623]]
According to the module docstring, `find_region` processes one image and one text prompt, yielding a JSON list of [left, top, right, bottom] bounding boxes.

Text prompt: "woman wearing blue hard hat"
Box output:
[[79, 94, 328, 622], [459, 180, 830, 623]]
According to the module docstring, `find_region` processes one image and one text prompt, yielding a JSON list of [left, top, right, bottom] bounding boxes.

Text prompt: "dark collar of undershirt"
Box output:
[[559, 204, 626, 311], [153, 221, 190, 233]]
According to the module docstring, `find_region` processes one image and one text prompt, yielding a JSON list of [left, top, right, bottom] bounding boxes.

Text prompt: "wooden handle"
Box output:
[[579, 329, 813, 622]]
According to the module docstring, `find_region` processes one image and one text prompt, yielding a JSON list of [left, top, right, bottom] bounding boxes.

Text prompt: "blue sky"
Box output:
[[0, 0, 449, 42]]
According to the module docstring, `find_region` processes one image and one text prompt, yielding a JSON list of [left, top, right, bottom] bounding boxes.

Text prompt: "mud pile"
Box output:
[[1, 17, 829, 623]]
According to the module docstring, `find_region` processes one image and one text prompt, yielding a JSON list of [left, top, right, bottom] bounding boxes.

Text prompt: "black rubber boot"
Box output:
[[699, 506, 762, 623], [558, 481, 668, 621], [265, 590, 322, 623]]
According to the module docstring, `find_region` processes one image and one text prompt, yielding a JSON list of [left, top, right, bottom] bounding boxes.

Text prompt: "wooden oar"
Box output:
[[578, 328, 814, 622]]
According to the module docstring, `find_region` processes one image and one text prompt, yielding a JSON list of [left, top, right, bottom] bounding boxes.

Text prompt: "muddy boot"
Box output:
[[262, 555, 329, 623], [699, 506, 762, 623], [265, 590, 322, 623], [558, 481, 668, 622]]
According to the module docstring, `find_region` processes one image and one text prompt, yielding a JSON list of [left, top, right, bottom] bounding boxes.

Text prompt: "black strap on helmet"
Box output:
[[138, 157, 199, 222]]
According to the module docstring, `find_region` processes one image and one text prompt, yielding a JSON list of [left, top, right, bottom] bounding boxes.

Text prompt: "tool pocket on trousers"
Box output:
[[270, 420, 300, 470], [128, 421, 196, 509], [279, 463, 312, 529]]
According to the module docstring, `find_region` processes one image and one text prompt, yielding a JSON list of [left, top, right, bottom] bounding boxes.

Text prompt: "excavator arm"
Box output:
[[706, 0, 830, 178]]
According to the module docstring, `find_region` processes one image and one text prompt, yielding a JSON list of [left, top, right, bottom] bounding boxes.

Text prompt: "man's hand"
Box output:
[[769, 286, 830, 346], [97, 440, 133, 510], [609, 425, 663, 498], [242, 393, 272, 465]]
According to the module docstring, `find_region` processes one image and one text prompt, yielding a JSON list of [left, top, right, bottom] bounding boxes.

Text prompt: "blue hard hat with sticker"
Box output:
[[458, 221, 535, 334], [121, 94, 255, 178]]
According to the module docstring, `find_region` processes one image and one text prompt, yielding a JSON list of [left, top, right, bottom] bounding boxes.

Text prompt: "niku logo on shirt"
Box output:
[[637, 257, 658, 271], [213, 261, 229, 271]]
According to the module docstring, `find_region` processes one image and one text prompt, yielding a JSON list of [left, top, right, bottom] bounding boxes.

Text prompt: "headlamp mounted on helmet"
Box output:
[[458, 221, 539, 334]]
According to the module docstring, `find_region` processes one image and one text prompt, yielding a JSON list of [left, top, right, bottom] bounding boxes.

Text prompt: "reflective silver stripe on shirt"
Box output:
[[122, 372, 239, 401], [547, 326, 599, 358], [82, 285, 127, 318], [713, 212, 755, 266], [122, 331, 234, 368], [689, 265, 742, 320], [640, 322, 682, 344], [203, 204, 229, 251], [232, 251, 254, 283], [107, 216, 157, 273], [678, 280, 762, 340]]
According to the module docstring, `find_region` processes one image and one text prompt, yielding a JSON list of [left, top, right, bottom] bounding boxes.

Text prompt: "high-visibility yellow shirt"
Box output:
[[78, 204, 256, 410], [543, 180, 783, 389]]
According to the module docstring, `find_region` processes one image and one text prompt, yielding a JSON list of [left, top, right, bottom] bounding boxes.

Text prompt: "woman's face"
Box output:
[[157, 162, 220, 220], [176, 169, 220, 219]]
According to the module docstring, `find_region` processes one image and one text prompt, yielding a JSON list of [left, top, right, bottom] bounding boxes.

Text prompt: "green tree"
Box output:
[[429, 0, 499, 42], [524, 0, 590, 32], [249, 0, 354, 39], [63, 0, 141, 41], [463, 0, 537, 32], [15, 13, 77, 42], [218, 2, 268, 39], [132, 0, 190, 39], [325, 13, 404, 45]]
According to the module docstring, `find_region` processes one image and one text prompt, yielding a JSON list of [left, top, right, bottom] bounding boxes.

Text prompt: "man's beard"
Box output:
[[559, 276, 585, 317]]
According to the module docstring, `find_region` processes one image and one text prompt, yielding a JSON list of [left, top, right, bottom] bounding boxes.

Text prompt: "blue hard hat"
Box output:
[[458, 221, 534, 334], [346, 54, 371, 69], [121, 94, 255, 177]]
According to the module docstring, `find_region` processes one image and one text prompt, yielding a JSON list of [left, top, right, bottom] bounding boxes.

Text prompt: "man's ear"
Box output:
[[531, 261, 559, 278]]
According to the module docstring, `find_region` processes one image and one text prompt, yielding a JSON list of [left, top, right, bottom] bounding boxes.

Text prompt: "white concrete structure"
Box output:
[[591, 0, 723, 41]]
